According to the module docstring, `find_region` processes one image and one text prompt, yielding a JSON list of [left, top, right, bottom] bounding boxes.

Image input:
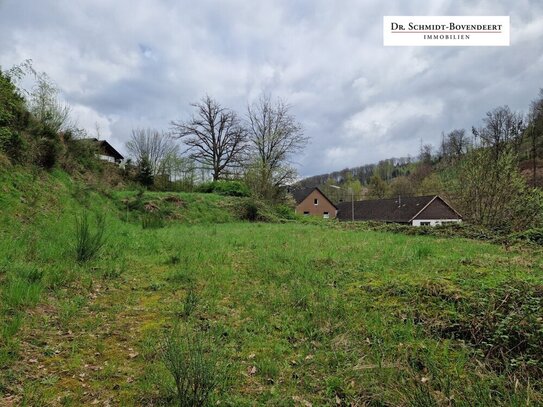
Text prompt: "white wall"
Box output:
[[98, 154, 115, 163], [412, 219, 462, 227]]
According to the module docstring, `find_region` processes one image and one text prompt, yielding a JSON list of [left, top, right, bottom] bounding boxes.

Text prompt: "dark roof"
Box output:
[[336, 195, 461, 222], [291, 187, 338, 209], [80, 138, 124, 160]]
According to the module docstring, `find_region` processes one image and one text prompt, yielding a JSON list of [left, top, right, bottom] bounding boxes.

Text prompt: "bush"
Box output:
[[512, 228, 543, 245], [34, 137, 60, 169], [74, 212, 107, 262], [0, 128, 25, 163], [63, 133, 100, 171], [242, 200, 260, 221], [274, 204, 296, 220], [196, 180, 250, 197], [161, 327, 218, 407]]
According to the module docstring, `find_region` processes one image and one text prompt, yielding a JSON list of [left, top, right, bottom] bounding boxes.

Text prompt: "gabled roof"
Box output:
[[79, 138, 124, 160], [336, 195, 461, 222], [291, 187, 338, 209]]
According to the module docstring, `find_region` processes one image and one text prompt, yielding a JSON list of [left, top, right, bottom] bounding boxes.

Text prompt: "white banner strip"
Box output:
[[383, 16, 510, 46]]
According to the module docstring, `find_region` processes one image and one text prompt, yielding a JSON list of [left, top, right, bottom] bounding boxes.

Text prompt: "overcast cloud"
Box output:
[[1, 0, 542, 177]]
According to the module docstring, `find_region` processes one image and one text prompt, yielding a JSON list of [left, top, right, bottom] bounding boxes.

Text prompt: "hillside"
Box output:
[[1, 165, 543, 405]]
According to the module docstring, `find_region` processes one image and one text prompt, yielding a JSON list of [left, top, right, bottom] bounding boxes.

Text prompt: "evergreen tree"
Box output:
[[136, 157, 154, 187]]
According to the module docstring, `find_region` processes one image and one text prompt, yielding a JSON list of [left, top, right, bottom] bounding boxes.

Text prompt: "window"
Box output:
[[323, 212, 329, 219], [314, 198, 318, 205], [303, 211, 309, 216], [420, 221, 431, 226]]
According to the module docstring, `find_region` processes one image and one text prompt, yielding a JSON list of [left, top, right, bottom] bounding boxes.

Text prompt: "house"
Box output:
[[80, 138, 124, 164], [336, 195, 462, 226], [292, 187, 338, 219]]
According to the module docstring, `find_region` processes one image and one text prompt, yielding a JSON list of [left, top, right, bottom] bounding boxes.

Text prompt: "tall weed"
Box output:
[[74, 212, 106, 262], [161, 327, 218, 407]]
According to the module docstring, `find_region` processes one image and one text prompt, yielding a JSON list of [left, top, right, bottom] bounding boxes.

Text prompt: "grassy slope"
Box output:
[[1, 167, 542, 405]]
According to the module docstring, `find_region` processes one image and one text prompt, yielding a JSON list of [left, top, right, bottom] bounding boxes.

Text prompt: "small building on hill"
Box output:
[[292, 187, 338, 219], [336, 195, 462, 226], [80, 138, 124, 164]]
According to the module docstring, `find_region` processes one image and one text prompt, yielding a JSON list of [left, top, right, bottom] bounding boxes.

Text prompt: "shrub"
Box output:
[[161, 327, 218, 407], [274, 204, 296, 220], [0, 128, 25, 163], [63, 133, 100, 171], [512, 228, 543, 245], [34, 137, 60, 169], [74, 212, 107, 262], [242, 200, 259, 221], [196, 180, 250, 197]]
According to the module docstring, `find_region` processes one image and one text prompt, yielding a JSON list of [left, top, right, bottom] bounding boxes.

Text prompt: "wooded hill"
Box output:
[[296, 94, 543, 232]]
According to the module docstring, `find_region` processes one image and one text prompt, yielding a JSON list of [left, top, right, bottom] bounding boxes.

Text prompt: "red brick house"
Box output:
[[292, 187, 338, 219]]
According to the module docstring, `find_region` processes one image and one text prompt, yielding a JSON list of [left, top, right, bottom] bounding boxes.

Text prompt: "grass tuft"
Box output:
[[74, 212, 107, 262], [161, 327, 218, 407]]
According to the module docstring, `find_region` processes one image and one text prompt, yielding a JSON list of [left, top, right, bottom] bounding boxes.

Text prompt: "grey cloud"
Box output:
[[1, 0, 542, 176]]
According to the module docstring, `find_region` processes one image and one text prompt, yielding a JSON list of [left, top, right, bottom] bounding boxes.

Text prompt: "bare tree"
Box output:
[[170, 96, 247, 181], [126, 128, 179, 176], [246, 95, 308, 200], [441, 129, 471, 162], [472, 106, 524, 157]]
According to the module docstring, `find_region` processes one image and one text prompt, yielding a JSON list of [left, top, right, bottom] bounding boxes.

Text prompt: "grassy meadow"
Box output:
[[1, 167, 543, 406]]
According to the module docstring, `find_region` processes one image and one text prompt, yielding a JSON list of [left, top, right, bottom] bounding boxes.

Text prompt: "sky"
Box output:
[[1, 0, 542, 177]]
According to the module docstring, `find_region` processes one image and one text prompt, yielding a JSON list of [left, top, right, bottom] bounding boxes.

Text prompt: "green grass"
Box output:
[[1, 166, 543, 405]]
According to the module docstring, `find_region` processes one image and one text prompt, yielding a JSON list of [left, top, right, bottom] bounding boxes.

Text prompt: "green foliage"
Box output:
[[180, 288, 198, 319], [161, 327, 218, 407], [27, 71, 72, 138], [2, 276, 42, 311], [273, 203, 296, 220], [389, 175, 415, 197], [0, 128, 25, 163], [443, 282, 543, 378], [241, 200, 259, 221], [452, 148, 543, 231], [0, 70, 29, 164], [196, 180, 250, 197], [34, 136, 60, 169], [512, 228, 543, 244], [141, 212, 165, 229], [74, 212, 107, 262], [367, 174, 389, 199], [136, 157, 154, 187], [0, 70, 28, 131], [63, 132, 101, 171]]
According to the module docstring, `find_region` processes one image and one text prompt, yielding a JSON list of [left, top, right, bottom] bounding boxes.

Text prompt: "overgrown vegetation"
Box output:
[[195, 180, 250, 197], [1, 166, 543, 404], [334, 220, 543, 246], [0, 63, 105, 174], [74, 212, 107, 262], [2, 61, 543, 406]]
